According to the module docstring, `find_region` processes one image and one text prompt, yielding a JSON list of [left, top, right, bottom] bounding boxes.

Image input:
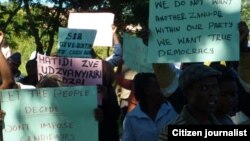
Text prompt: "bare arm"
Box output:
[[112, 25, 120, 45], [0, 31, 15, 89], [106, 25, 123, 67]]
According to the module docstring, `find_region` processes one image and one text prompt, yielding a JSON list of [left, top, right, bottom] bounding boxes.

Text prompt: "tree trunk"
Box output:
[[23, 0, 44, 54]]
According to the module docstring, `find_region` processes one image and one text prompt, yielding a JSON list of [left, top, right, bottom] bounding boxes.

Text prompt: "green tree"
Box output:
[[22, 0, 67, 55], [241, 0, 250, 27], [0, 0, 249, 74]]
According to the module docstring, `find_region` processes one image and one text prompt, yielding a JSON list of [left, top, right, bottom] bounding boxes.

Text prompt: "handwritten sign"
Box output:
[[148, 0, 241, 63], [37, 54, 102, 85], [68, 13, 114, 47], [1, 86, 98, 141], [123, 33, 153, 72], [58, 27, 97, 58]]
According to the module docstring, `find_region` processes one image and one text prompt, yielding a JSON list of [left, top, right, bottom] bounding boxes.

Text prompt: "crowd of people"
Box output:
[[0, 19, 249, 141]]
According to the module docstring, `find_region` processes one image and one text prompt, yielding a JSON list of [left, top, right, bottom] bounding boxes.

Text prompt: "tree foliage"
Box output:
[[0, 0, 249, 57], [241, 0, 250, 26]]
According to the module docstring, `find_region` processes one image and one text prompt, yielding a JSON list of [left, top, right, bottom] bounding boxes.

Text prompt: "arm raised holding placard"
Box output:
[[106, 25, 122, 68], [236, 21, 250, 121]]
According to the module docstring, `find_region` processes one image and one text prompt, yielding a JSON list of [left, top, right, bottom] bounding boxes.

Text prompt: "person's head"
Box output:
[[133, 72, 164, 103], [238, 21, 250, 51], [7, 52, 21, 75], [238, 21, 248, 34], [180, 62, 203, 70], [179, 64, 221, 114], [36, 74, 63, 88], [26, 59, 37, 76], [211, 64, 238, 116]]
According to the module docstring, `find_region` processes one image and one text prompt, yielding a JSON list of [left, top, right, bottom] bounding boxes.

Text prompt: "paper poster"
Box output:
[[123, 33, 153, 72], [37, 54, 102, 86], [1, 86, 98, 141], [148, 0, 241, 63], [58, 27, 97, 58], [68, 13, 114, 47]]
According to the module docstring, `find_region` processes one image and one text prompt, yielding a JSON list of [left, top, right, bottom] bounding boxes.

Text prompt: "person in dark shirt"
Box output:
[[211, 64, 238, 124]]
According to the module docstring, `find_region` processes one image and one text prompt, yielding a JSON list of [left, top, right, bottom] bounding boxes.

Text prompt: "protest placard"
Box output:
[[37, 54, 102, 86], [58, 27, 97, 58], [1, 86, 98, 141], [68, 13, 114, 47], [148, 0, 241, 63], [123, 33, 153, 72]]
